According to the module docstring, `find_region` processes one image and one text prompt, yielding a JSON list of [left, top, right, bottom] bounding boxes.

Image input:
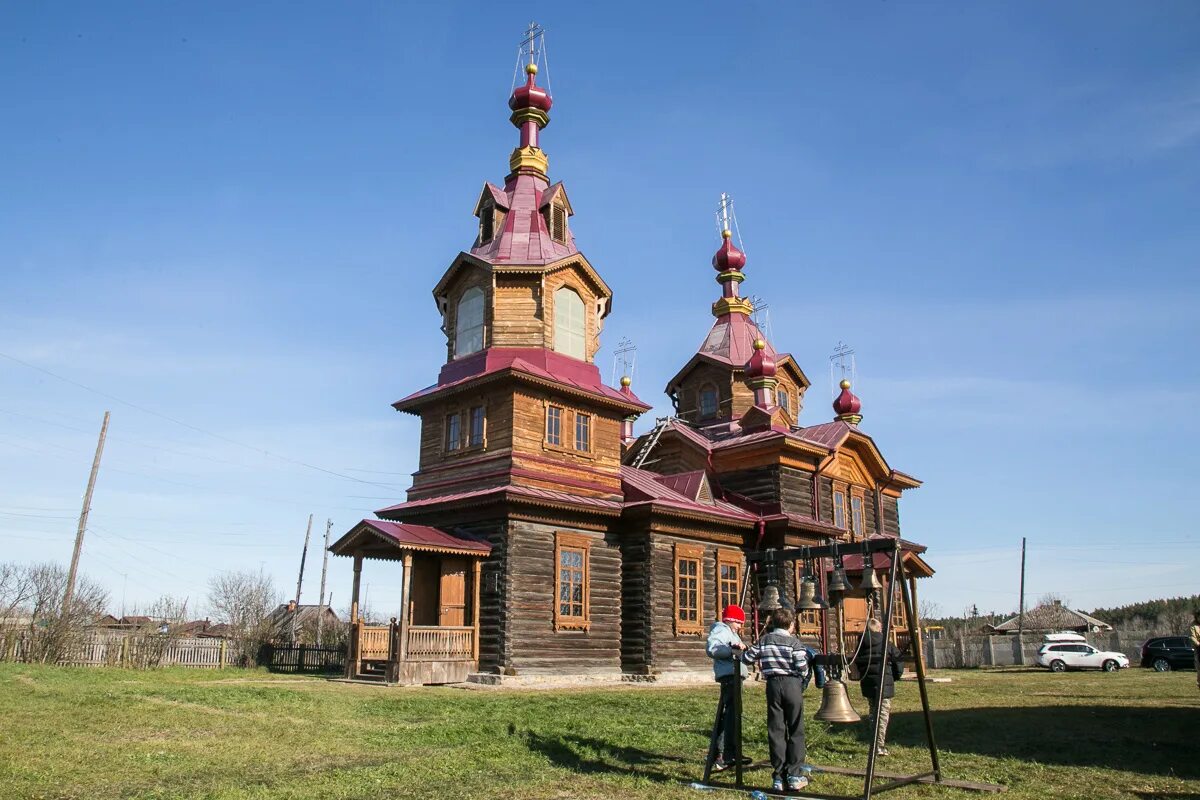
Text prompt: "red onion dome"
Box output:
[[509, 64, 553, 113], [712, 230, 746, 272], [746, 338, 776, 379], [833, 379, 862, 416]]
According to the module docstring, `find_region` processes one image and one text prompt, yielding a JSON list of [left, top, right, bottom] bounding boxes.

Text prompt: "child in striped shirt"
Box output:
[[742, 606, 813, 793]]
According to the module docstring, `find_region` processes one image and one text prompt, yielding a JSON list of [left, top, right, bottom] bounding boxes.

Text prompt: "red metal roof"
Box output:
[[653, 470, 707, 500], [359, 520, 492, 554], [794, 420, 852, 449], [377, 484, 623, 516], [621, 466, 757, 523], [394, 347, 650, 412], [469, 173, 577, 266]]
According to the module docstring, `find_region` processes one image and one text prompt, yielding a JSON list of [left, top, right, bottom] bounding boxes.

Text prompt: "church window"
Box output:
[[851, 495, 864, 537], [717, 550, 741, 616], [544, 201, 568, 243], [778, 388, 790, 416], [546, 406, 563, 446], [455, 287, 485, 357], [574, 413, 591, 452], [468, 406, 485, 447], [479, 204, 494, 243], [445, 413, 462, 453], [554, 532, 591, 630], [833, 489, 847, 529], [554, 287, 586, 360], [699, 385, 718, 419], [674, 543, 705, 635]]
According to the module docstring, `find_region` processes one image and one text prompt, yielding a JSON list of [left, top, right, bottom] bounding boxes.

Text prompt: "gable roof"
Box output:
[[666, 314, 809, 394], [991, 603, 1112, 633], [331, 519, 493, 558], [621, 466, 757, 525]]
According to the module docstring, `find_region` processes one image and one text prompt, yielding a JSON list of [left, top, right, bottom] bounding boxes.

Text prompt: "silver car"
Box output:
[[1036, 642, 1130, 672]]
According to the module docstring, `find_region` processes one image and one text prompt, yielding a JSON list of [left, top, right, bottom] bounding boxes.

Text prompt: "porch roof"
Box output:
[[331, 519, 492, 559], [839, 536, 935, 578]]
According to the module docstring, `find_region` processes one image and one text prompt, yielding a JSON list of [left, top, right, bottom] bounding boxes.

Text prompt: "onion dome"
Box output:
[[712, 229, 747, 272], [509, 63, 553, 113], [833, 379, 863, 424], [745, 338, 777, 379]]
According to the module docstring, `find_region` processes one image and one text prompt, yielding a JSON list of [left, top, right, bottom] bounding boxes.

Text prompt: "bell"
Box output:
[[814, 678, 861, 723], [795, 578, 825, 611], [859, 566, 883, 592], [827, 566, 850, 594], [759, 583, 783, 612]]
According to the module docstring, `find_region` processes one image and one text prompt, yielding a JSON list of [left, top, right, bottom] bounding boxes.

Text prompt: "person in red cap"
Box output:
[[705, 603, 750, 772]]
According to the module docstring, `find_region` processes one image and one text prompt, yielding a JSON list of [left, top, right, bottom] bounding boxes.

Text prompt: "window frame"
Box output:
[[698, 383, 719, 420], [778, 387, 789, 416], [716, 549, 742, 617], [468, 405, 485, 448], [851, 492, 865, 538], [553, 286, 587, 361], [553, 532, 591, 631], [674, 543, 705, 636], [833, 484, 848, 529], [444, 412, 462, 453], [479, 203, 494, 243], [574, 412, 591, 453], [546, 405, 563, 447], [454, 286, 486, 357]]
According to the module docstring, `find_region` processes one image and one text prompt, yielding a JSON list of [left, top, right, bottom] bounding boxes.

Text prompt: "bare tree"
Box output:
[[1037, 592, 1070, 608], [14, 562, 109, 664], [207, 570, 280, 666], [136, 595, 190, 668]]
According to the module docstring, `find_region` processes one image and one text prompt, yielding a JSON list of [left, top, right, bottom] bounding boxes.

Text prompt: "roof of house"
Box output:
[[991, 603, 1112, 633], [331, 519, 493, 558], [621, 466, 758, 526]]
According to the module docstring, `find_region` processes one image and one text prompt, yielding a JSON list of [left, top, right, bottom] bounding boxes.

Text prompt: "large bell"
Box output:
[[795, 577, 825, 611], [814, 678, 861, 723], [827, 565, 851, 594], [759, 583, 783, 612], [858, 566, 883, 592]]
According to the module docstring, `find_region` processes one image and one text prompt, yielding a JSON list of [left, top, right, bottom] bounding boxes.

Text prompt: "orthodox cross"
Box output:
[[612, 336, 638, 387], [829, 341, 857, 398]]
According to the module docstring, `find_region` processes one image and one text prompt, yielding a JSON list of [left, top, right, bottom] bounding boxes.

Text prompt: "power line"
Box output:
[[0, 349, 401, 490]]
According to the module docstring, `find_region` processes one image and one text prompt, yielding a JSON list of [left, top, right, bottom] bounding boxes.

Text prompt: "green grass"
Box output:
[[0, 664, 1196, 799]]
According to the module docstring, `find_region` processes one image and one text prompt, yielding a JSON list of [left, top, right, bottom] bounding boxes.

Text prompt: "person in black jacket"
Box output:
[[854, 617, 904, 757]]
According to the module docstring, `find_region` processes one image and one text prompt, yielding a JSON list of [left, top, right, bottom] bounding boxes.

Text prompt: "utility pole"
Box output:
[[316, 518, 331, 644], [62, 411, 110, 618], [1017, 536, 1027, 665], [291, 514, 312, 644]]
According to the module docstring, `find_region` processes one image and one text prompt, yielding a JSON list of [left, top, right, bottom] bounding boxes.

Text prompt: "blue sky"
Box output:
[[1, 2, 1197, 620]]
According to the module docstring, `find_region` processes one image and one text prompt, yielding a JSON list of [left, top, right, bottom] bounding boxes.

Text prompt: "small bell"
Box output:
[[759, 583, 783, 612], [795, 578, 825, 611], [814, 678, 861, 723], [859, 566, 883, 593], [827, 566, 850, 594]]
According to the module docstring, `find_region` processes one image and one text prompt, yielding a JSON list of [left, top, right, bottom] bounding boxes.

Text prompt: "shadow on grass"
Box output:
[[519, 730, 690, 783], [879, 706, 1199, 779]]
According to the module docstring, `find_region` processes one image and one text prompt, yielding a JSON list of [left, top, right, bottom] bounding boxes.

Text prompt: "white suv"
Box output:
[[1036, 641, 1130, 672]]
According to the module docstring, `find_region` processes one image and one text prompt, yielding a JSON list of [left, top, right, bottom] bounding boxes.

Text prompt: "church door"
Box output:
[[438, 558, 468, 626]]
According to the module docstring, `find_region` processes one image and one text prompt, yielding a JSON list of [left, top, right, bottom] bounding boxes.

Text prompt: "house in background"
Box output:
[[989, 600, 1113, 634], [267, 601, 341, 644], [331, 31, 936, 685]]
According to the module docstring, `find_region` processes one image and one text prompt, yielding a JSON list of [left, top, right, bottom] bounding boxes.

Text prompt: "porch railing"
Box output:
[[406, 626, 473, 661], [359, 625, 392, 660]]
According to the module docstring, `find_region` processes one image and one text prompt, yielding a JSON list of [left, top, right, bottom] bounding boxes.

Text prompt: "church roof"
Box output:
[[393, 347, 651, 413], [376, 484, 624, 517], [621, 466, 758, 525], [330, 519, 493, 558], [470, 176, 577, 265]]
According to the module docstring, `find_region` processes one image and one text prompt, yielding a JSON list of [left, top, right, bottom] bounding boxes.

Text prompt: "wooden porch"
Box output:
[[332, 519, 491, 685]]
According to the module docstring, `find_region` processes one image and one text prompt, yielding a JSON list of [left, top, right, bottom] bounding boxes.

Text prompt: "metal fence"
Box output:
[[922, 630, 1156, 669], [258, 642, 346, 674]]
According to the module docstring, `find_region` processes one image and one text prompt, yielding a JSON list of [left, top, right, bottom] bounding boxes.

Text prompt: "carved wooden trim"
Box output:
[[674, 542, 705, 636], [553, 531, 591, 631]]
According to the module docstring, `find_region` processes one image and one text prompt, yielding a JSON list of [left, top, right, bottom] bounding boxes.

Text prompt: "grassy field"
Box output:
[[0, 664, 1196, 800]]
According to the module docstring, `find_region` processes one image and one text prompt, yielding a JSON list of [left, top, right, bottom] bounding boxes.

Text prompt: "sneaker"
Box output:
[[772, 778, 785, 793], [787, 775, 810, 791], [874, 746, 890, 757], [711, 758, 730, 772]]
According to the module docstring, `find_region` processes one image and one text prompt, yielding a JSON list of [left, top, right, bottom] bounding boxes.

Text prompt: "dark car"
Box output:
[[1140, 636, 1196, 671]]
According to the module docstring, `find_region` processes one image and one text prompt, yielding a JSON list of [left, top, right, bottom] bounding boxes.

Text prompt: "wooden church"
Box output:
[[330, 36, 935, 684]]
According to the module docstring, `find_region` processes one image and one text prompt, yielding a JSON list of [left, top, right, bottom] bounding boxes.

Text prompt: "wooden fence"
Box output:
[[258, 643, 346, 674], [407, 625, 473, 660], [1, 631, 231, 669]]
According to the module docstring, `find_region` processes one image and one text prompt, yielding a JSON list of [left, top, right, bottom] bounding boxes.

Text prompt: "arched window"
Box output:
[[455, 287, 485, 357], [699, 384, 718, 419], [554, 287, 586, 360]]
